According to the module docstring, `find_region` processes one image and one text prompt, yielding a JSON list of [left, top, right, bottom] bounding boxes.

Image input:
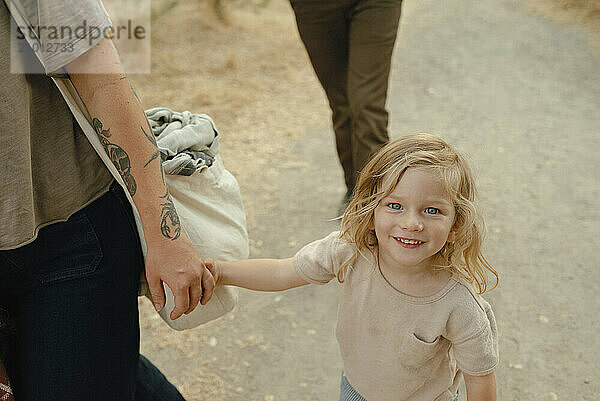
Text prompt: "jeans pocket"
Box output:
[[3, 211, 103, 284]]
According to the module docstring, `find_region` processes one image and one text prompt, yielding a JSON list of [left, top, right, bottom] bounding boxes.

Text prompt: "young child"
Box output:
[[208, 133, 499, 401]]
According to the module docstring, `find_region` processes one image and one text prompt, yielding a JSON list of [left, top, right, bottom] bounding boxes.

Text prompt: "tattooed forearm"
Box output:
[[159, 163, 166, 185], [143, 151, 160, 168], [117, 71, 140, 102], [141, 124, 158, 147], [128, 80, 141, 103], [159, 187, 180, 240], [109, 46, 140, 102], [141, 124, 165, 184], [91, 116, 177, 239], [112, 60, 128, 83], [92, 118, 137, 196]]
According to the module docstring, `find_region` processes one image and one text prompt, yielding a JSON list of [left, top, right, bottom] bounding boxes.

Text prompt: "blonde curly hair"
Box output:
[[339, 133, 498, 294]]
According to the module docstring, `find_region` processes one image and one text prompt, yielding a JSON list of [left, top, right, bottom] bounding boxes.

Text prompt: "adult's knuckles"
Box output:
[[171, 281, 191, 293]]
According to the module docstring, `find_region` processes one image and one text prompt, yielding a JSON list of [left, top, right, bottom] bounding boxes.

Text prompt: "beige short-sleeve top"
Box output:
[[294, 231, 499, 401]]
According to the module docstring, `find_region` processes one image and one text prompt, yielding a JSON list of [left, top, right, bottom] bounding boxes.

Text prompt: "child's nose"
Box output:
[[400, 212, 424, 231]]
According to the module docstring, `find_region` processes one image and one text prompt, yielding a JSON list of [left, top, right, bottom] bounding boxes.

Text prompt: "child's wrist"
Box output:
[[205, 258, 222, 285], [214, 260, 227, 286]]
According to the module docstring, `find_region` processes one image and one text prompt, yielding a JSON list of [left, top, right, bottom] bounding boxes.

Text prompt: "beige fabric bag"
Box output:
[[138, 155, 248, 330]]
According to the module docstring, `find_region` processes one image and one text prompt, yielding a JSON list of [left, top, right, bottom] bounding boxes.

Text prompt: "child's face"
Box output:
[[373, 167, 456, 274]]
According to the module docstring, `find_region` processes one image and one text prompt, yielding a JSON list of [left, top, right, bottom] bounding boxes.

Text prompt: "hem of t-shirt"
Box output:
[[293, 253, 331, 285], [0, 181, 113, 251], [43, 15, 112, 75], [460, 361, 498, 377]]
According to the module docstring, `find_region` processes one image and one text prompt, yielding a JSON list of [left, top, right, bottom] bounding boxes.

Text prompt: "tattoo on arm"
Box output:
[[117, 71, 141, 102], [129, 82, 141, 103], [141, 123, 165, 184], [92, 118, 137, 196], [92, 117, 179, 240], [109, 45, 140, 102], [112, 60, 128, 83], [142, 123, 158, 147], [159, 187, 181, 240], [142, 125, 160, 167], [121, 75, 141, 103]]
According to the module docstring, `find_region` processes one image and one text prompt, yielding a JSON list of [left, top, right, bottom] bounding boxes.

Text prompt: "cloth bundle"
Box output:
[[146, 108, 219, 176]]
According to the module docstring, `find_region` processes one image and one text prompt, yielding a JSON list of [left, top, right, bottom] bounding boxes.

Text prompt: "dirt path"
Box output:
[[131, 1, 600, 400]]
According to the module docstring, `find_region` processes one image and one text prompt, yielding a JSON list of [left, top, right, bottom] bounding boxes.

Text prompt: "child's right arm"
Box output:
[[463, 372, 496, 401], [207, 258, 310, 292]]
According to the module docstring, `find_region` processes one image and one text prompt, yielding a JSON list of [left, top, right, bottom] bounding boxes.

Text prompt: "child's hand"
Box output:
[[204, 259, 220, 285]]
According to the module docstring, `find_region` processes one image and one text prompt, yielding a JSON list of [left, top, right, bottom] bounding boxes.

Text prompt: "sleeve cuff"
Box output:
[[293, 253, 330, 285], [43, 15, 113, 75]]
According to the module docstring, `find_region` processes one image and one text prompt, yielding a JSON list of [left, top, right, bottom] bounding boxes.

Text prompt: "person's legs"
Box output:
[[0, 183, 184, 401], [290, 0, 356, 193], [0, 183, 141, 400], [347, 0, 402, 180], [135, 355, 185, 401]]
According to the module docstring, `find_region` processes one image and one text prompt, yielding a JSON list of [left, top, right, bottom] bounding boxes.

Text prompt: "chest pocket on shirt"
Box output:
[[400, 333, 447, 377]]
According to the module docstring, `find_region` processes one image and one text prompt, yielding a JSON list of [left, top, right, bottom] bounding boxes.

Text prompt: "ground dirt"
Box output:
[[119, 0, 599, 399]]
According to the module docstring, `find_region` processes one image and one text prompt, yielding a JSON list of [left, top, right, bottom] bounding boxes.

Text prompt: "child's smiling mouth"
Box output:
[[392, 237, 425, 248]]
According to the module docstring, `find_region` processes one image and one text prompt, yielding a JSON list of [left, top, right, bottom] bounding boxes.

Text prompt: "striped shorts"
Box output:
[[338, 372, 460, 401], [339, 373, 366, 401]]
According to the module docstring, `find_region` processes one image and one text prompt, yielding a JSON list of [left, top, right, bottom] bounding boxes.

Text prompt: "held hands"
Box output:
[[204, 260, 221, 285], [202, 257, 307, 292], [144, 234, 215, 320]]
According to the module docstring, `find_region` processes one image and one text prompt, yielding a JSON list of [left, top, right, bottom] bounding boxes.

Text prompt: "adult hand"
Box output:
[[144, 235, 215, 320]]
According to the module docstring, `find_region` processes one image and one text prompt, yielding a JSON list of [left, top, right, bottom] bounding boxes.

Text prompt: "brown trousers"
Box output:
[[290, 0, 403, 192]]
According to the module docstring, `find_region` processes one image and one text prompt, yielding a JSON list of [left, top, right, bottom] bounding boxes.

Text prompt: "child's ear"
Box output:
[[447, 229, 456, 243]]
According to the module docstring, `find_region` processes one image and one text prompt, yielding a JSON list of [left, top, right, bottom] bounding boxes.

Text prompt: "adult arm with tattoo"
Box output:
[[66, 38, 214, 319]]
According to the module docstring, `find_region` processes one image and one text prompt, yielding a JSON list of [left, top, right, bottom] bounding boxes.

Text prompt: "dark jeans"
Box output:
[[290, 0, 402, 192], [0, 182, 184, 401]]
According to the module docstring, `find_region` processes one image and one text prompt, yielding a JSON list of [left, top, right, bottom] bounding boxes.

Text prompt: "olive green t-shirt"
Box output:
[[0, 1, 113, 249]]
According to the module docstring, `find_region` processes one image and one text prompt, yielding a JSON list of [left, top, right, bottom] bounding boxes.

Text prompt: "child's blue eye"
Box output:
[[425, 207, 440, 215], [388, 203, 403, 210]]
